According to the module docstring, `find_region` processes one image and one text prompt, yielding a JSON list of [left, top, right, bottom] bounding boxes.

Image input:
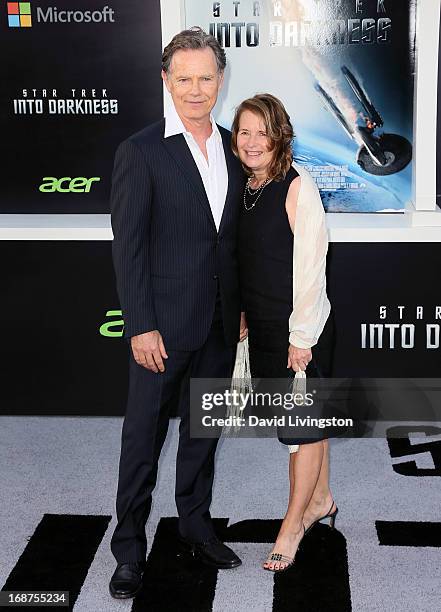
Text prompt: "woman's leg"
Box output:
[[288, 440, 336, 532], [264, 440, 324, 571], [248, 319, 336, 569], [289, 315, 336, 534], [302, 439, 336, 531]]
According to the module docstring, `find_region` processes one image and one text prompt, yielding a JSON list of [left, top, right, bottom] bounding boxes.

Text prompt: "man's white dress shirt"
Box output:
[[164, 103, 228, 231]]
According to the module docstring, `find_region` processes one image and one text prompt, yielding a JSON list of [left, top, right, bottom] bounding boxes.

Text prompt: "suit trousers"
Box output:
[[110, 294, 234, 563]]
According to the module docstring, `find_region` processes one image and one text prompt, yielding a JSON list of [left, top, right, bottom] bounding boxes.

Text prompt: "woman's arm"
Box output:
[[287, 166, 331, 353], [285, 176, 311, 371]]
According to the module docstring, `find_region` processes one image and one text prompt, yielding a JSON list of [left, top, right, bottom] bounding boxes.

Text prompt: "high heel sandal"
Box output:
[[263, 525, 305, 573], [304, 500, 338, 537]]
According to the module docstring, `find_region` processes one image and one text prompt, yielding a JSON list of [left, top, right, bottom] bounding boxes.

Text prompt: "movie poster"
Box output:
[[184, 0, 417, 212]]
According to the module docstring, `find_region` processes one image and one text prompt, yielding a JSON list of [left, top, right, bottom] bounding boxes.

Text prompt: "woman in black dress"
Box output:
[[232, 94, 337, 572]]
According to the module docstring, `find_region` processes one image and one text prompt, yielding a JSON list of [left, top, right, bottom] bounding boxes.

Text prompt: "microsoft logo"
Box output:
[[7, 2, 32, 27], [7, 3, 116, 27]]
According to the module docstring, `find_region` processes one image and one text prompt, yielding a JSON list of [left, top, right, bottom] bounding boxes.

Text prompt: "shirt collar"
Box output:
[[164, 101, 221, 141]]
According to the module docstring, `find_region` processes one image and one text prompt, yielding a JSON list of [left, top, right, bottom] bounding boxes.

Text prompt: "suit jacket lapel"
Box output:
[[218, 127, 241, 236], [162, 132, 217, 231]]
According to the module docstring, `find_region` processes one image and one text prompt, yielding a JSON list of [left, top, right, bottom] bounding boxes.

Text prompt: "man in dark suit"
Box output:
[[109, 27, 247, 599]]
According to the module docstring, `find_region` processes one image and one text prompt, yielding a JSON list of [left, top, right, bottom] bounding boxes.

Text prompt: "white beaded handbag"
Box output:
[[224, 337, 252, 435], [288, 369, 307, 454], [226, 337, 307, 452]]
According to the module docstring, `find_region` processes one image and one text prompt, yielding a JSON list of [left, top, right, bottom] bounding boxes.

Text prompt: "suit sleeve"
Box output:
[[110, 139, 158, 340]]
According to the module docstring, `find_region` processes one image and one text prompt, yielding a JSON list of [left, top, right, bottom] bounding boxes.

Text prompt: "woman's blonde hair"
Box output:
[[231, 93, 295, 181]]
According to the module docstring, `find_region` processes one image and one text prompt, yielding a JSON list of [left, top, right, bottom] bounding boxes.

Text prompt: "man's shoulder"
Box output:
[[119, 118, 166, 153], [217, 124, 244, 176], [217, 124, 232, 140]]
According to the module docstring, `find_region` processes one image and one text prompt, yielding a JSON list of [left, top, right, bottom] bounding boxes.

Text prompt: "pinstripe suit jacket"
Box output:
[[110, 119, 245, 350]]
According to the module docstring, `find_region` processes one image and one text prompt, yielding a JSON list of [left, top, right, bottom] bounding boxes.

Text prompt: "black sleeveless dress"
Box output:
[[238, 167, 334, 445]]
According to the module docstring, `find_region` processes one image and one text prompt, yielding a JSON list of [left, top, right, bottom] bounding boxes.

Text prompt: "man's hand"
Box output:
[[287, 344, 312, 372], [239, 311, 248, 341], [131, 330, 168, 373]]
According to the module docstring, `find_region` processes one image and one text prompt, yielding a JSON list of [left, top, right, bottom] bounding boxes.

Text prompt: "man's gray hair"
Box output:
[[162, 26, 226, 74]]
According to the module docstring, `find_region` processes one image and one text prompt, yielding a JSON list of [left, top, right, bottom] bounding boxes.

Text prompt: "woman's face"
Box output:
[[236, 109, 274, 176]]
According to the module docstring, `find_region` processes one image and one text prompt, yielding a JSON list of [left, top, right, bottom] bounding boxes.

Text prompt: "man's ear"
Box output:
[[161, 70, 171, 93], [218, 70, 225, 90]]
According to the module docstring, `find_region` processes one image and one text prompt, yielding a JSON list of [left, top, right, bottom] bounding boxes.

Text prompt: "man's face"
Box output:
[[162, 47, 224, 123]]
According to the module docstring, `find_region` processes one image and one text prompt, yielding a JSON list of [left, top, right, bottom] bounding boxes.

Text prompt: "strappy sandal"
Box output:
[[262, 525, 305, 573], [263, 551, 295, 573], [304, 500, 338, 536]]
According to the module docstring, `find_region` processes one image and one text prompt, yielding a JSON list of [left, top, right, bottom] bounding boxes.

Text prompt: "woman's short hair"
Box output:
[[231, 94, 295, 181], [162, 27, 226, 74]]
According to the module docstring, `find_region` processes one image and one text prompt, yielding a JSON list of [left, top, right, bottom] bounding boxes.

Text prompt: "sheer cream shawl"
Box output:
[[289, 161, 331, 349]]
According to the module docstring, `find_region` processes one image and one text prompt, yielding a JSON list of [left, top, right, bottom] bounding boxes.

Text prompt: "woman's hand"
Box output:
[[239, 312, 248, 341], [287, 344, 312, 372]]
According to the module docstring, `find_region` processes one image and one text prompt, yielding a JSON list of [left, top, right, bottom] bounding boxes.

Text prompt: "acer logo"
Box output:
[[39, 177, 100, 193], [99, 310, 124, 337]]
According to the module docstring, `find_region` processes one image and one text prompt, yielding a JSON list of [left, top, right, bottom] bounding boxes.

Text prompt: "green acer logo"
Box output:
[[39, 176, 100, 193], [99, 310, 124, 338]]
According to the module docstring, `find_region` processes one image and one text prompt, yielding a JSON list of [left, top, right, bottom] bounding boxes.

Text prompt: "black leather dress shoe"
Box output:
[[179, 535, 242, 569], [109, 561, 145, 599]]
